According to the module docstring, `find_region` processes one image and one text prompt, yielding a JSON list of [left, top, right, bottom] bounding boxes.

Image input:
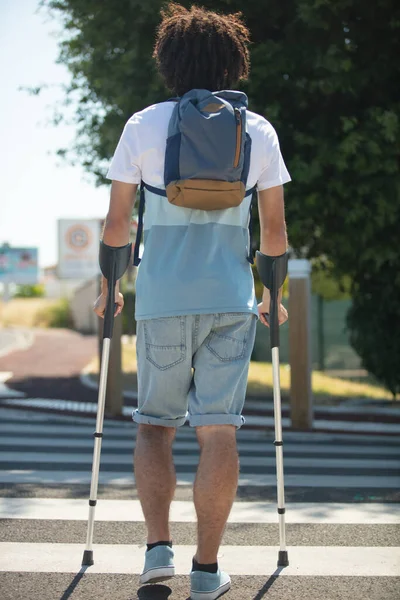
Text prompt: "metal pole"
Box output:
[[3, 282, 10, 303], [317, 294, 325, 371], [288, 259, 313, 429]]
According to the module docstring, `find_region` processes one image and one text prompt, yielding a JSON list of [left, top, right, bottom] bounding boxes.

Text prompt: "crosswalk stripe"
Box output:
[[3, 396, 400, 419], [0, 543, 398, 576], [1, 451, 398, 471], [1, 498, 398, 524], [2, 414, 400, 445], [2, 408, 400, 435], [2, 437, 399, 457], [1, 470, 398, 487]]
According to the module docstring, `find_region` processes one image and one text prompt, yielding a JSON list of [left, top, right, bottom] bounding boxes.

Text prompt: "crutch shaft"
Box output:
[[86, 338, 110, 536], [82, 335, 112, 566], [272, 347, 287, 552]]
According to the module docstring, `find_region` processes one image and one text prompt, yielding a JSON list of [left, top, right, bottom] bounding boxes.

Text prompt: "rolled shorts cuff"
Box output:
[[188, 413, 245, 429], [132, 409, 187, 428]]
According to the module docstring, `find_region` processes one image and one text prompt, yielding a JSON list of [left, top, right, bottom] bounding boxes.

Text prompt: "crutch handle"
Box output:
[[103, 271, 117, 340]]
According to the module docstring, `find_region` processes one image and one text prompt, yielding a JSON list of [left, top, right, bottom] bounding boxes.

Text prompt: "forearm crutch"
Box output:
[[256, 250, 289, 568], [82, 240, 132, 567]]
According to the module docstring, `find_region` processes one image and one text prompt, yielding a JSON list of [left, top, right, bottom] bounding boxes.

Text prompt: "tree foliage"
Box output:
[[14, 284, 45, 298], [347, 267, 400, 398]]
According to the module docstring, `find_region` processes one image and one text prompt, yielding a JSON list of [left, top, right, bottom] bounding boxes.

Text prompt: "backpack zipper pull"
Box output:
[[234, 108, 242, 168]]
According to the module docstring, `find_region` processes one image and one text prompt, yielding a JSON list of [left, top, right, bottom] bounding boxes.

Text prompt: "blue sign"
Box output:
[[0, 246, 39, 284]]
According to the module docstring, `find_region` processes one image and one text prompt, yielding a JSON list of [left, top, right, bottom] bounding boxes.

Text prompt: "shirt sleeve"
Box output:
[[106, 116, 142, 184], [257, 124, 291, 191]]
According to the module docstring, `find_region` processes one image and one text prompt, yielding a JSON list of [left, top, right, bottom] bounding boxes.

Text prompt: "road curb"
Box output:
[[0, 329, 35, 359]]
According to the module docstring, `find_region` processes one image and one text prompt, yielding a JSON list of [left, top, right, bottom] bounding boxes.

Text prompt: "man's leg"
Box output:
[[134, 424, 177, 544], [193, 424, 239, 564]]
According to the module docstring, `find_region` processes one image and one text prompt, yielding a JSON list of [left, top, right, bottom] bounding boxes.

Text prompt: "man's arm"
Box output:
[[257, 185, 288, 326], [102, 181, 138, 246], [258, 185, 287, 256], [94, 181, 137, 317]]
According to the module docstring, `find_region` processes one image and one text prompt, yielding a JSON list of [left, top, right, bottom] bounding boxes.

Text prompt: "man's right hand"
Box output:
[[93, 290, 124, 318], [257, 291, 288, 328]]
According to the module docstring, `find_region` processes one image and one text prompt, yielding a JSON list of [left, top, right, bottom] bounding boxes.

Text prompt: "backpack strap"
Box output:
[[133, 182, 168, 266], [133, 182, 256, 267], [247, 186, 257, 264], [133, 182, 145, 266]]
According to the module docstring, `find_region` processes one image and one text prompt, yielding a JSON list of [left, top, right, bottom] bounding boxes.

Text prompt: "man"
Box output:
[[94, 3, 290, 599]]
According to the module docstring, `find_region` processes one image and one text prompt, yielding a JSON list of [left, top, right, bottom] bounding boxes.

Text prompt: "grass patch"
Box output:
[[0, 298, 60, 328], [247, 360, 393, 401], [0, 298, 73, 329], [84, 341, 394, 404]]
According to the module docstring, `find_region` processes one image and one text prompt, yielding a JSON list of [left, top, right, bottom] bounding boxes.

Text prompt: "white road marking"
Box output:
[[244, 400, 400, 418], [0, 373, 25, 399], [2, 436, 399, 456], [0, 372, 13, 383], [0, 543, 398, 576], [0, 470, 398, 488], [0, 422, 262, 440], [1, 498, 398, 524], [1, 415, 399, 443], [2, 399, 400, 433], [1, 450, 398, 471]]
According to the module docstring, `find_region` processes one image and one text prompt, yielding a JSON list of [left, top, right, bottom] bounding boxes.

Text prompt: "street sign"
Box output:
[[0, 245, 39, 284], [58, 219, 101, 279]]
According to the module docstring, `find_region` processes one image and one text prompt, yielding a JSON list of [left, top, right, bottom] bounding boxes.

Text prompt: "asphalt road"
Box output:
[[0, 408, 399, 600]]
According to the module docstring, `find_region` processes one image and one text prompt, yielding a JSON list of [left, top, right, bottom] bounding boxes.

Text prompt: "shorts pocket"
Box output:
[[144, 317, 186, 371], [206, 314, 253, 362]]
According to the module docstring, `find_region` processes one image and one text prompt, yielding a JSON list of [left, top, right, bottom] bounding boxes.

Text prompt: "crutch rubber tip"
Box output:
[[277, 550, 289, 567], [82, 550, 94, 566]]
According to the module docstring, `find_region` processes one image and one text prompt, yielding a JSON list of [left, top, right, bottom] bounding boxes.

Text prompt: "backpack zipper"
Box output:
[[234, 108, 242, 168]]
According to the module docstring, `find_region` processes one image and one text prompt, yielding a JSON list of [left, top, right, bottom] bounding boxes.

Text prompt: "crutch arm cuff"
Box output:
[[99, 241, 132, 281], [255, 250, 289, 291]]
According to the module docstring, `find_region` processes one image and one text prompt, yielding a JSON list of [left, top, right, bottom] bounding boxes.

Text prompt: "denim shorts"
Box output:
[[133, 313, 257, 429]]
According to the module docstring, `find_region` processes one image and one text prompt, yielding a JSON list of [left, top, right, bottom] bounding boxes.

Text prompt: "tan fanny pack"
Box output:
[[166, 179, 246, 210]]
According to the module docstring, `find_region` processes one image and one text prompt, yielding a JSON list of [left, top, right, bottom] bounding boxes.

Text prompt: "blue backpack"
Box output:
[[133, 89, 256, 266]]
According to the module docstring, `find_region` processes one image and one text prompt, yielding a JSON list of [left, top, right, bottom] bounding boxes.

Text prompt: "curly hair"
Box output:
[[153, 3, 251, 96]]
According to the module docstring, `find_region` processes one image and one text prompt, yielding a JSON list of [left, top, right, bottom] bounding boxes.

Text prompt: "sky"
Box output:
[[0, 0, 111, 267]]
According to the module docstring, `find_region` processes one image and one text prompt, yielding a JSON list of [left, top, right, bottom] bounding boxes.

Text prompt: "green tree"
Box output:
[[14, 284, 45, 298], [347, 267, 400, 399]]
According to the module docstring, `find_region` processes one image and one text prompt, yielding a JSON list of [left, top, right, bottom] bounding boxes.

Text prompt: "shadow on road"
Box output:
[[252, 566, 284, 599], [7, 376, 98, 403], [136, 584, 172, 599], [59, 566, 90, 599]]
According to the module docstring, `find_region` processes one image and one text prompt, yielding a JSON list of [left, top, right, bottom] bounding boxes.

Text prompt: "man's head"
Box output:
[[153, 3, 250, 96]]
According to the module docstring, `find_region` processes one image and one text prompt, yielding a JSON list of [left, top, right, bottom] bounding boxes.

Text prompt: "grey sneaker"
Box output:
[[139, 545, 175, 584], [190, 569, 231, 600]]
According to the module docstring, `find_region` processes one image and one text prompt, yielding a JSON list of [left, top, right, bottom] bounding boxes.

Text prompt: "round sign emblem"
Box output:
[[65, 225, 92, 251]]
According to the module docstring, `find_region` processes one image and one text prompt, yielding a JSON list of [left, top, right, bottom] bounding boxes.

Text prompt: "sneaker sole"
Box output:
[[140, 566, 175, 585], [190, 580, 231, 600]]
